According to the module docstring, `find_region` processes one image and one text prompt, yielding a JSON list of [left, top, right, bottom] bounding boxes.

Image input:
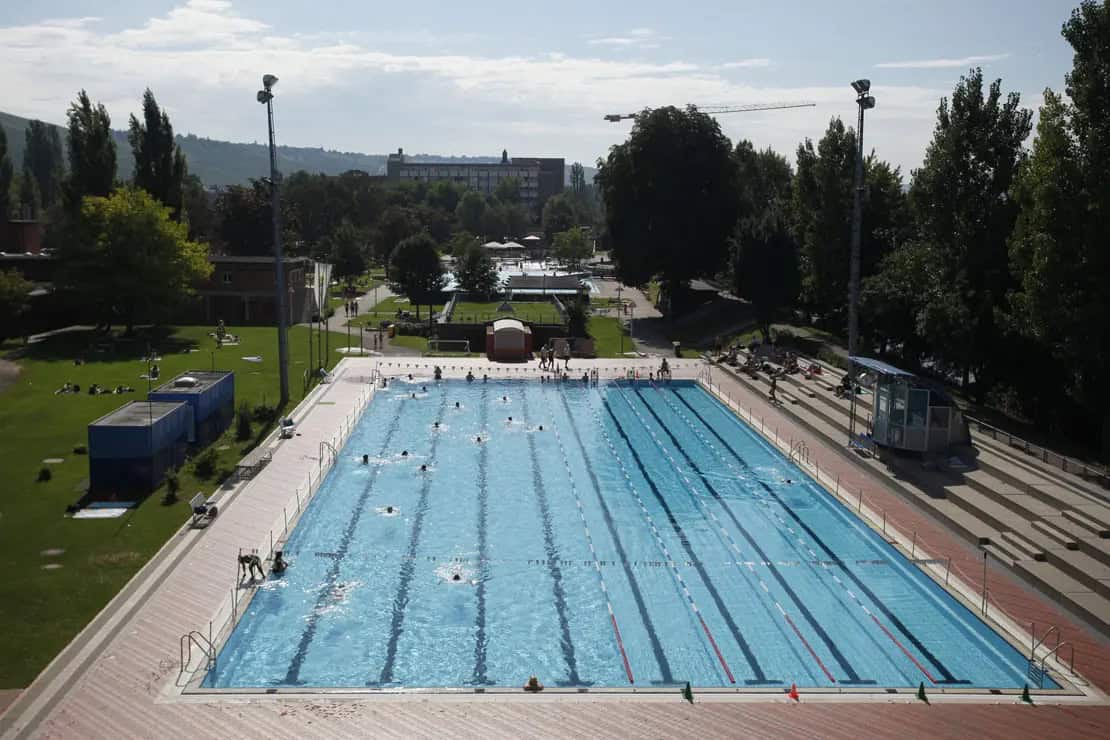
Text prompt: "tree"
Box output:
[[447, 230, 478, 258], [129, 88, 188, 219], [730, 210, 799, 342], [565, 297, 589, 337], [455, 190, 486, 234], [23, 120, 64, 211], [56, 187, 211, 331], [0, 269, 33, 342], [909, 68, 1032, 392], [426, 180, 462, 214], [388, 232, 445, 322], [454, 243, 499, 299], [1006, 0, 1110, 456], [215, 182, 273, 256], [493, 177, 521, 204], [326, 221, 368, 286], [0, 127, 12, 219], [859, 241, 933, 366], [181, 174, 214, 241], [499, 201, 528, 238], [65, 90, 116, 202], [553, 226, 592, 269], [375, 206, 420, 269], [542, 193, 577, 240], [597, 106, 740, 312], [17, 171, 40, 218], [570, 162, 587, 195]]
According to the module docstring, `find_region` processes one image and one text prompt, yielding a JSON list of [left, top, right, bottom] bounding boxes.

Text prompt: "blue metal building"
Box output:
[[88, 401, 192, 495], [149, 370, 235, 445]]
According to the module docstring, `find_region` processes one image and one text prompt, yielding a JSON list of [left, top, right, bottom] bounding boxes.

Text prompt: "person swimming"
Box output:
[[507, 416, 513, 423], [475, 435, 482, 443], [455, 401, 461, 409], [362, 454, 369, 464], [411, 392, 416, 399], [401, 450, 409, 457], [466, 371, 475, 382], [422, 386, 427, 392], [451, 573, 461, 582], [433, 421, 440, 429], [386, 505, 395, 514], [408, 374, 414, 380], [420, 464, 427, 472], [538, 425, 544, 431]]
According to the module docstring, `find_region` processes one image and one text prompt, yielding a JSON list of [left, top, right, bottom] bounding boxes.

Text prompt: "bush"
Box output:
[[163, 468, 180, 505], [194, 449, 217, 479], [395, 322, 431, 337], [236, 402, 253, 441], [37, 466, 52, 482], [565, 298, 589, 338], [252, 403, 276, 423], [817, 347, 848, 371]]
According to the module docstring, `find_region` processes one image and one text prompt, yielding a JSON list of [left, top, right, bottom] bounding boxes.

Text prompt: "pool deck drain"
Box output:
[[2, 357, 1109, 740]]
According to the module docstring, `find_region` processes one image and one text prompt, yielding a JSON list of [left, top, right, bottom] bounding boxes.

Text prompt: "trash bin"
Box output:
[[673, 341, 681, 357]]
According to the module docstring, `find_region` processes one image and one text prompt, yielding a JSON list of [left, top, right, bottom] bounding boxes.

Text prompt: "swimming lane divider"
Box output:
[[630, 383, 865, 684], [283, 400, 408, 686], [471, 385, 491, 686], [544, 384, 664, 685], [373, 391, 450, 687], [670, 387, 961, 685], [520, 389, 584, 685], [583, 390, 765, 685]]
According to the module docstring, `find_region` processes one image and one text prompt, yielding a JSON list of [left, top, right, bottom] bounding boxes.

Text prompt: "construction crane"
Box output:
[[604, 101, 816, 122]]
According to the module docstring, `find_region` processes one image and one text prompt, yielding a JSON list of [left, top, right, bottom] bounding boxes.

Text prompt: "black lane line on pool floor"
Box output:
[[373, 391, 450, 687], [598, 392, 775, 685], [282, 399, 408, 686], [472, 385, 491, 686], [555, 390, 675, 685], [626, 384, 870, 685], [521, 389, 582, 686], [670, 386, 965, 685]]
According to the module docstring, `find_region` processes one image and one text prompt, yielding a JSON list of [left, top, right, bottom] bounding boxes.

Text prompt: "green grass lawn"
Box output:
[[388, 334, 429, 353], [589, 316, 632, 358], [349, 296, 444, 327], [450, 301, 563, 325], [0, 323, 345, 688]]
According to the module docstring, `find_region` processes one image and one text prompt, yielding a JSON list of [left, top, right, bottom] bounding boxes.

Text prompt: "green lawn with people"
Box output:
[[0, 324, 345, 688]]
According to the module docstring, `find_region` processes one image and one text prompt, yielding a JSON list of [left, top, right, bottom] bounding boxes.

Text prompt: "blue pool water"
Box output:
[[204, 379, 1047, 689]]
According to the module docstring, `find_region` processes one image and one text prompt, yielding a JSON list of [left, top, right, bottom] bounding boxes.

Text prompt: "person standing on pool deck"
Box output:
[[769, 376, 778, 403]]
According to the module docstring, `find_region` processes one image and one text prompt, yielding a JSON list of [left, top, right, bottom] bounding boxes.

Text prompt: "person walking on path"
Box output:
[[768, 375, 778, 404]]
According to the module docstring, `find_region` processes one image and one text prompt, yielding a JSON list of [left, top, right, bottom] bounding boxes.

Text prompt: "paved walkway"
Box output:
[[4, 357, 1109, 739]]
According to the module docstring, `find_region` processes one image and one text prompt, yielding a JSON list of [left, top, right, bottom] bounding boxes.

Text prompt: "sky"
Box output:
[[0, 0, 1083, 178]]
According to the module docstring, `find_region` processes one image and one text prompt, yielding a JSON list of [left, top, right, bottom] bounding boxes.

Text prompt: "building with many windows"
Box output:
[[385, 148, 564, 213]]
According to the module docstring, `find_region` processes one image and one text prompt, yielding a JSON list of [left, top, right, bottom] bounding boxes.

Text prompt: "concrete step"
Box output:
[[1014, 561, 1110, 634], [1000, 530, 1046, 561], [1044, 548, 1110, 598], [1025, 483, 1105, 514], [1077, 537, 1110, 568], [982, 540, 1023, 567], [971, 427, 1110, 502], [1031, 520, 1079, 550], [1063, 509, 1110, 538], [959, 471, 1061, 519], [945, 485, 1039, 542]]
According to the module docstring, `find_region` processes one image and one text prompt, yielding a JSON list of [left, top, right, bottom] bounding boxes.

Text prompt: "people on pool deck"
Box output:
[[362, 454, 369, 464], [466, 371, 475, 382]]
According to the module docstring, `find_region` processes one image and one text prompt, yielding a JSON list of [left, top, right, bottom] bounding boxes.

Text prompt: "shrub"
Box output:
[[565, 298, 589, 338], [37, 466, 52, 482], [252, 403, 276, 423], [163, 468, 180, 505], [194, 449, 217, 479], [236, 402, 253, 441]]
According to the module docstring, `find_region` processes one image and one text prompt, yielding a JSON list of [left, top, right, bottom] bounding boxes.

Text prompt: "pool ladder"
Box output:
[[178, 630, 215, 683], [1027, 624, 1079, 689], [789, 440, 810, 466]]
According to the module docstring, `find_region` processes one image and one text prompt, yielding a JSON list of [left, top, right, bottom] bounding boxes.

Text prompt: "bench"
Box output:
[[190, 492, 218, 527]]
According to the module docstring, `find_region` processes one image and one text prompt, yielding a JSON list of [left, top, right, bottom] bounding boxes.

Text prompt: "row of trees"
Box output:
[[599, 1, 1110, 457]]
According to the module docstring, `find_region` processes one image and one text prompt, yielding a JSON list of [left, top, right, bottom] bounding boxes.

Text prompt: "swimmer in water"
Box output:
[[408, 374, 414, 380], [502, 395, 507, 402], [411, 392, 416, 399], [455, 401, 461, 409], [401, 450, 409, 457], [507, 416, 513, 423], [451, 573, 461, 582], [420, 464, 427, 472], [538, 425, 544, 431], [434, 421, 440, 429], [475, 435, 482, 443], [362, 454, 369, 464], [386, 505, 395, 514]]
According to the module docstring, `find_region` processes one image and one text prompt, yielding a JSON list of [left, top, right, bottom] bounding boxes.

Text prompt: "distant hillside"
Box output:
[[0, 109, 596, 188]]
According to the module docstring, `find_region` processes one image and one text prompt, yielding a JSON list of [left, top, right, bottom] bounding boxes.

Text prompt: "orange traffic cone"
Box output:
[[788, 683, 800, 701]]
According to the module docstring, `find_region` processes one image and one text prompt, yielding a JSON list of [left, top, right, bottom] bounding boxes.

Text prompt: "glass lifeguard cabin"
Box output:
[[849, 356, 969, 453]]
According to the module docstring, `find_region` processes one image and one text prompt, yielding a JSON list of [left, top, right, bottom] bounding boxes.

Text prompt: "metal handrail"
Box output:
[[178, 630, 215, 681], [966, 414, 1109, 489], [1031, 624, 1060, 658], [1040, 641, 1076, 678]]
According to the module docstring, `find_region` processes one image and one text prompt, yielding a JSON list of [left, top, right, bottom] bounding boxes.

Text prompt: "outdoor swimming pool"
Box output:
[[203, 379, 1047, 690]]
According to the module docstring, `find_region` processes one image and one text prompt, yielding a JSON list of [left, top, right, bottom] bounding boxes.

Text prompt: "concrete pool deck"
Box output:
[[2, 357, 1109, 739]]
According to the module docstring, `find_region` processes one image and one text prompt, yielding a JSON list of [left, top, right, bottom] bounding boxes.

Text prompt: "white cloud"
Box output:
[[587, 27, 669, 49], [0, 0, 987, 174], [718, 59, 772, 69], [875, 53, 1010, 69]]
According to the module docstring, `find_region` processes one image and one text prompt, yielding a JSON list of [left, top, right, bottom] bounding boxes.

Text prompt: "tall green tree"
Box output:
[[0, 269, 33, 342], [454, 243, 499, 299], [326, 220, 368, 286], [17, 172, 40, 218], [65, 90, 117, 202], [1007, 0, 1110, 455], [447, 230, 478, 258], [598, 106, 740, 312], [0, 127, 12, 219], [455, 190, 486, 235], [570, 162, 587, 195], [388, 232, 445, 322], [57, 187, 210, 331], [910, 68, 1032, 390], [181, 174, 214, 241], [730, 210, 799, 342], [426, 180, 462, 214], [553, 226, 592, 269], [375, 206, 420, 269], [542, 193, 577, 241], [493, 177, 521, 204], [129, 88, 188, 219], [23, 120, 64, 211]]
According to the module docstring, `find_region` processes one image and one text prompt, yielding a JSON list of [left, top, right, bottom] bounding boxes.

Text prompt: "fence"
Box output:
[[696, 370, 1085, 689], [966, 414, 1109, 492], [177, 375, 377, 686]]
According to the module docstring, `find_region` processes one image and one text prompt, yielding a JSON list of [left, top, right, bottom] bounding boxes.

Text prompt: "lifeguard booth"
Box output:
[[849, 356, 969, 453], [486, 318, 533, 362]]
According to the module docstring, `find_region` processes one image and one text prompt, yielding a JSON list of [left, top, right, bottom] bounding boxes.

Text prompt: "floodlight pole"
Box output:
[[259, 75, 290, 406], [848, 81, 874, 357]]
